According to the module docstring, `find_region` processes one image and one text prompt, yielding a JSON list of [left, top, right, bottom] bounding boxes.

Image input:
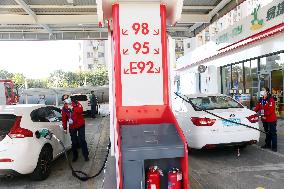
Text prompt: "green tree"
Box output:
[[86, 65, 109, 86], [26, 79, 48, 88], [65, 71, 80, 87], [12, 73, 25, 90], [47, 70, 67, 88], [0, 70, 13, 80]]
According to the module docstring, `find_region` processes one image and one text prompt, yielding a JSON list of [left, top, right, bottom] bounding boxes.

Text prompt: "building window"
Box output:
[[87, 52, 93, 58], [98, 52, 104, 58], [88, 64, 94, 70], [187, 43, 191, 49], [221, 66, 231, 95]]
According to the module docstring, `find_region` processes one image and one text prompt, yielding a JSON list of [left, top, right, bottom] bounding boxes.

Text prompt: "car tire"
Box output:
[[30, 145, 53, 181]]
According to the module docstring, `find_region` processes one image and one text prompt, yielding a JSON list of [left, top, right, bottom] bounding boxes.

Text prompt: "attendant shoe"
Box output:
[[261, 145, 271, 149], [272, 148, 277, 152]]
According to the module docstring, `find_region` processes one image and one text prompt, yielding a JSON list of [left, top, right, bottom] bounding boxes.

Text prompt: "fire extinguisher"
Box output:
[[146, 166, 163, 189], [168, 168, 182, 189]]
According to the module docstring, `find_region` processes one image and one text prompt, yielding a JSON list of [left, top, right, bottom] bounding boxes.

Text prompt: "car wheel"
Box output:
[[30, 145, 53, 181]]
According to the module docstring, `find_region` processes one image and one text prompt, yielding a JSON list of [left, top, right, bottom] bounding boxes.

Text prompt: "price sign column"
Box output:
[[119, 4, 164, 106]]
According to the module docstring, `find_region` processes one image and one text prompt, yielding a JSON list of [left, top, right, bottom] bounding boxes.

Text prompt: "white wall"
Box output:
[[0, 83, 5, 105], [179, 71, 199, 94], [178, 65, 218, 95], [183, 37, 197, 54], [200, 65, 218, 94], [168, 36, 176, 107]]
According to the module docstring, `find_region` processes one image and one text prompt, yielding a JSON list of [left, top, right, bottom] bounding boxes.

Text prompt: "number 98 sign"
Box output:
[[122, 22, 161, 75]]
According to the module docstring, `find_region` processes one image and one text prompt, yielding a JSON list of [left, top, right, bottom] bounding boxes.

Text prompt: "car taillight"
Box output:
[[191, 117, 216, 126], [8, 116, 33, 138], [247, 114, 259, 123], [0, 158, 14, 162]]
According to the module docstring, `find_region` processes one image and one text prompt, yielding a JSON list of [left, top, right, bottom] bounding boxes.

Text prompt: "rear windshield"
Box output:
[[71, 95, 87, 101], [188, 96, 243, 110], [0, 114, 16, 140]]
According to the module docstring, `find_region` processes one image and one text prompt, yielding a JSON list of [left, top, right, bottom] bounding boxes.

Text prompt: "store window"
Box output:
[[244, 59, 258, 108], [232, 63, 244, 94], [221, 66, 231, 95], [260, 53, 284, 73]]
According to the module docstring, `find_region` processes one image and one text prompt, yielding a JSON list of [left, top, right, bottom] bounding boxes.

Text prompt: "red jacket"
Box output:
[[254, 96, 277, 123], [62, 101, 85, 130]]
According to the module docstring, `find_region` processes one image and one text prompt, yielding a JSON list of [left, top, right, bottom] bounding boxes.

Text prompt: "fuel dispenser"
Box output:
[[97, 1, 189, 188]]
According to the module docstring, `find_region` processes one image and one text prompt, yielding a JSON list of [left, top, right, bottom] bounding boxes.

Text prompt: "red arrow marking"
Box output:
[[122, 29, 128, 35], [155, 67, 160, 73], [124, 68, 130, 74], [122, 49, 129, 55], [154, 48, 160, 54], [153, 29, 160, 35]]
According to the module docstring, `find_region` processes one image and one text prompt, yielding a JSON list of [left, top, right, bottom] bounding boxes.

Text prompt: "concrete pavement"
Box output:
[[188, 120, 284, 189]]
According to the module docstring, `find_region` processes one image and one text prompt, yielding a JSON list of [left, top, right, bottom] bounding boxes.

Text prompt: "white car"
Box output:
[[70, 94, 91, 114], [173, 94, 260, 149], [0, 104, 71, 180]]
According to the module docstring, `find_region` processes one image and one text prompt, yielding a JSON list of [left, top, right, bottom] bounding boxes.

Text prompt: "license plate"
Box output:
[[222, 118, 241, 126]]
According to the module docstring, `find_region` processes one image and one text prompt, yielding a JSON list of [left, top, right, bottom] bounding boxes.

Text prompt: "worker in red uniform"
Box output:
[[254, 87, 277, 152], [62, 96, 89, 161]]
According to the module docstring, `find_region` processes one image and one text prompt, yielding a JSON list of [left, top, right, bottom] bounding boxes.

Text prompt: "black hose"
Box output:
[[58, 137, 111, 181], [174, 92, 268, 134]]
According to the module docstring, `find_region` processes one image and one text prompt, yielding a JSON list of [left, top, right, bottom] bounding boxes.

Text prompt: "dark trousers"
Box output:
[[70, 125, 89, 158], [91, 104, 96, 118], [263, 121, 277, 149]]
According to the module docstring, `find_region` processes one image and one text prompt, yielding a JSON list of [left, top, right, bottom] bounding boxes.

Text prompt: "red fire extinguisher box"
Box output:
[[117, 105, 189, 189]]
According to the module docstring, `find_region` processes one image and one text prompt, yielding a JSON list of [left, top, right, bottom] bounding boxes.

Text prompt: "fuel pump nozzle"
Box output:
[[35, 128, 52, 140]]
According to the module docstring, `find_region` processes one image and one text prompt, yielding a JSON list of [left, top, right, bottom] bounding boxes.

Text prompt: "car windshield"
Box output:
[[187, 95, 243, 110], [71, 95, 87, 101]]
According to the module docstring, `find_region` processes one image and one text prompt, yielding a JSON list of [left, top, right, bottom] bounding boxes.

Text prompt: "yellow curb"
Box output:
[[256, 187, 265, 189]]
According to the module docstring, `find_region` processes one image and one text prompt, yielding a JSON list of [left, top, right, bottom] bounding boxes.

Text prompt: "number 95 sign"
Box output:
[[119, 4, 164, 106]]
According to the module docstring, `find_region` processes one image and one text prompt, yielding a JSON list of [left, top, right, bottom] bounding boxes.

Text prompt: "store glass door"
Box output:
[[258, 73, 271, 92], [271, 70, 283, 117], [258, 70, 284, 117]]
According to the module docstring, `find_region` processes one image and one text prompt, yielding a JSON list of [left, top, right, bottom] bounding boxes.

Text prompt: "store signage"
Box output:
[[213, 0, 284, 49], [266, 1, 284, 21], [119, 4, 163, 106], [216, 25, 243, 44], [250, 4, 264, 30]]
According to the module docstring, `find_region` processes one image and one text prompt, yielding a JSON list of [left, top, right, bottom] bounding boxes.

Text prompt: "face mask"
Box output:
[[260, 91, 266, 97], [64, 98, 71, 104]]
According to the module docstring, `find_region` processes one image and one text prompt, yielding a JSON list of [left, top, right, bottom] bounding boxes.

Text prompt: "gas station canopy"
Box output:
[[0, 0, 240, 40]]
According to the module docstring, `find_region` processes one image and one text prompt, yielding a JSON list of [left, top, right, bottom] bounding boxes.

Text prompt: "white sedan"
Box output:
[[173, 94, 260, 149], [0, 104, 71, 180]]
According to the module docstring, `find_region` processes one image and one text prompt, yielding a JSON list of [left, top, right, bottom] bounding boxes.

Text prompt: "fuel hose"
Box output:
[[174, 92, 268, 134], [41, 130, 111, 182]]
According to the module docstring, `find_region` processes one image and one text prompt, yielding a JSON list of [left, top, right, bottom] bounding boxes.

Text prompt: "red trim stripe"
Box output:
[[160, 4, 169, 105], [177, 22, 284, 71], [112, 4, 123, 189]]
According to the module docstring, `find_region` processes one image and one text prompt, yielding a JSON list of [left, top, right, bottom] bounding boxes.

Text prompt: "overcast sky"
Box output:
[[0, 40, 81, 79]]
